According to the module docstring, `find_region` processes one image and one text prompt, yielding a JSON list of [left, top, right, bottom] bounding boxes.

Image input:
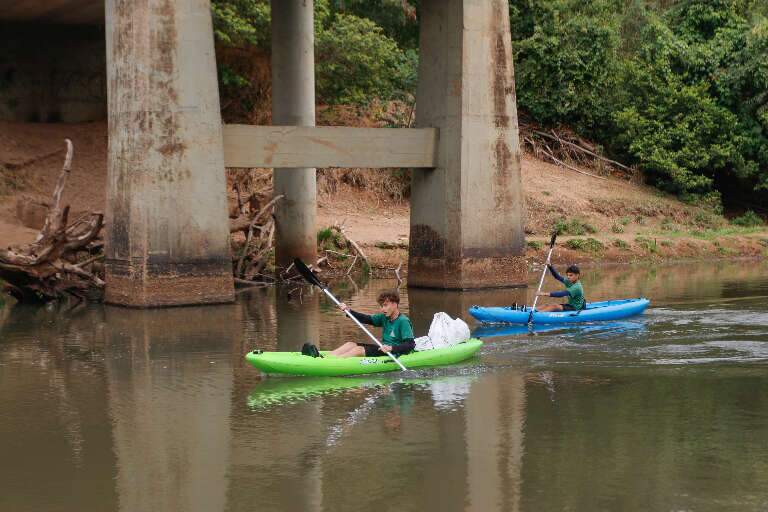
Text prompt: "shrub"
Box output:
[[554, 218, 597, 236], [612, 238, 630, 249], [635, 236, 658, 254], [731, 210, 764, 227], [566, 237, 604, 253], [317, 227, 347, 252], [527, 240, 543, 250], [611, 224, 624, 233]]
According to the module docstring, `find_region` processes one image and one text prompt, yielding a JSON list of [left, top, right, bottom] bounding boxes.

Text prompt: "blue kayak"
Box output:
[[468, 298, 650, 325]]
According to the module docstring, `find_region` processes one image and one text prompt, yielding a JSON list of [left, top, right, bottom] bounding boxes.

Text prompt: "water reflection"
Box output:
[[1, 260, 768, 511], [237, 370, 525, 512], [101, 305, 238, 512], [473, 320, 648, 339]]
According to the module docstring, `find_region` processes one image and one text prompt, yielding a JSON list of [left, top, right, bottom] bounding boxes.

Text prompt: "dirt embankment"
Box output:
[[1, 121, 766, 272]]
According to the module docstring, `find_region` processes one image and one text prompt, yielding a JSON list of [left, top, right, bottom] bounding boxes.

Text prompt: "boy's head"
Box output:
[[565, 264, 581, 283], [377, 289, 400, 305], [377, 289, 401, 317]]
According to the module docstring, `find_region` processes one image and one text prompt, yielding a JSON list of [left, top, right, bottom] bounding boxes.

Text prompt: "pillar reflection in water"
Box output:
[[465, 372, 526, 512], [102, 304, 239, 512], [407, 287, 527, 335], [276, 284, 320, 352]]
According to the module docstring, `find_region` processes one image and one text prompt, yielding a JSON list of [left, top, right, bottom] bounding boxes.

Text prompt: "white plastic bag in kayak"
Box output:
[[414, 312, 470, 351]]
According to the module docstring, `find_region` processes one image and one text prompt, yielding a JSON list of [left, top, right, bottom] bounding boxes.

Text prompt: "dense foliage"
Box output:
[[211, 0, 767, 209], [510, 0, 768, 208], [211, 0, 417, 105]]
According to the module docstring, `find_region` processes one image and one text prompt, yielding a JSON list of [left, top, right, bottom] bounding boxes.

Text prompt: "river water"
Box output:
[[1, 260, 767, 512]]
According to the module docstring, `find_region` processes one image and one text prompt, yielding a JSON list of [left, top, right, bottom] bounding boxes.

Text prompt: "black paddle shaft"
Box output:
[[293, 258, 323, 288]]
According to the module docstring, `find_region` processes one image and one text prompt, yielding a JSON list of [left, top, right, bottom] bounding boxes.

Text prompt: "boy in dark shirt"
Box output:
[[537, 264, 585, 312], [329, 289, 415, 358]]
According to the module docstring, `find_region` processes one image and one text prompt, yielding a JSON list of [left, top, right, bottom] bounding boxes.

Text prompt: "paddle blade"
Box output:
[[293, 258, 323, 288], [549, 232, 558, 247]]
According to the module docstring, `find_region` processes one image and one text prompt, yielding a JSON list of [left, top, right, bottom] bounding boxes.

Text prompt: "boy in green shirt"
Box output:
[[329, 289, 415, 358], [537, 264, 585, 312]]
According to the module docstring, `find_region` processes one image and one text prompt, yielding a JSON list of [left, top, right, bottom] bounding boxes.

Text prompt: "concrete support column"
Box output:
[[104, 0, 234, 306], [271, 0, 317, 268], [409, 0, 526, 289]]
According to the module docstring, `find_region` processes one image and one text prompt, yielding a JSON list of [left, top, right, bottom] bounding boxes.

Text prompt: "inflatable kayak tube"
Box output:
[[469, 298, 650, 325], [245, 339, 483, 376]]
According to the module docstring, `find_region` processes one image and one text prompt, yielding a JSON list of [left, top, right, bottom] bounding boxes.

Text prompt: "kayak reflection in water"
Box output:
[[329, 289, 416, 358], [536, 264, 586, 312]]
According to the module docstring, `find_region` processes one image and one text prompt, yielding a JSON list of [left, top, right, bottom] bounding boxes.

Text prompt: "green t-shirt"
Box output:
[[370, 313, 414, 345], [564, 280, 585, 310]]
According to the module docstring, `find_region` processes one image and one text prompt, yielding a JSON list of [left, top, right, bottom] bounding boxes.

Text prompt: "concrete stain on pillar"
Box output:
[[489, 1, 518, 210], [492, 33, 510, 129], [409, 224, 446, 258]]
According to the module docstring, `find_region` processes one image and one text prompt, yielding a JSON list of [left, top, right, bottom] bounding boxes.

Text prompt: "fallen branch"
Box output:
[[333, 223, 369, 270], [540, 149, 608, 181], [394, 261, 403, 286]]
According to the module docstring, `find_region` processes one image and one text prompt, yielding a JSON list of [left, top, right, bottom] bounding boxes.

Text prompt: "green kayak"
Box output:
[[245, 339, 483, 376]]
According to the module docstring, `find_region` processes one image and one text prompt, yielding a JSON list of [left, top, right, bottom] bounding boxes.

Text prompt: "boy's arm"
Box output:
[[389, 339, 416, 356], [388, 318, 415, 355], [547, 264, 566, 283], [348, 309, 375, 325], [549, 290, 569, 298]]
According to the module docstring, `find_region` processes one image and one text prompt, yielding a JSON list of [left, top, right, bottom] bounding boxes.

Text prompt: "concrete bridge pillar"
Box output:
[[104, 0, 234, 306], [409, 0, 526, 289], [271, 0, 318, 268]]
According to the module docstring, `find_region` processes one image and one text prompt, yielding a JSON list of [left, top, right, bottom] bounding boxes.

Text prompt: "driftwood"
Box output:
[[0, 140, 105, 302], [333, 223, 369, 269], [230, 187, 284, 281], [519, 121, 639, 182]]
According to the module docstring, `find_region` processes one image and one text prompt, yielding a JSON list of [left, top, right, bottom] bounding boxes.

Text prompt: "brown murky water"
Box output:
[[1, 260, 768, 511]]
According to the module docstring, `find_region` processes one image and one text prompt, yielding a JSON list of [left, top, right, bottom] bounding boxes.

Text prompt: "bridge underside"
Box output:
[[0, 0, 526, 306], [0, 0, 103, 24]]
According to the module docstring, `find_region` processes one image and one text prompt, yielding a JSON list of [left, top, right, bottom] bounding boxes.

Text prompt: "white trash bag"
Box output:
[[415, 312, 470, 351]]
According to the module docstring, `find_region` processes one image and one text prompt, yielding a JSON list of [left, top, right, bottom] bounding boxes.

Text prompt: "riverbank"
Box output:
[[2, 120, 766, 280]]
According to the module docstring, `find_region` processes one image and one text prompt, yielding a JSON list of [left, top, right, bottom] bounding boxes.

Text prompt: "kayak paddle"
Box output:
[[528, 232, 558, 325], [293, 258, 409, 372]]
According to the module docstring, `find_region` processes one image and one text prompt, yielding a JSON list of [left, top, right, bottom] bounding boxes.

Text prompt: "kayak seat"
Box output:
[[301, 343, 323, 358]]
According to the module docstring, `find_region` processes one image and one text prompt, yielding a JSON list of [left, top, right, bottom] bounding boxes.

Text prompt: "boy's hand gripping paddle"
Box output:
[[293, 258, 408, 372]]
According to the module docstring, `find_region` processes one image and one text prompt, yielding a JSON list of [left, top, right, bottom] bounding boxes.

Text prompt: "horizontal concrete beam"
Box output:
[[223, 125, 438, 168]]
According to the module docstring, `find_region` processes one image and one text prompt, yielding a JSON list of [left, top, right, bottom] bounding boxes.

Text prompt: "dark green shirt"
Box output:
[[370, 313, 414, 345], [564, 280, 585, 310]]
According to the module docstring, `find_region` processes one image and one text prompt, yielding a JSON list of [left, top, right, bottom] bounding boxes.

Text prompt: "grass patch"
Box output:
[[565, 237, 604, 253], [731, 210, 764, 227], [689, 226, 764, 240], [612, 238, 630, 250], [691, 210, 724, 229], [635, 236, 658, 254], [554, 218, 597, 236], [620, 216, 631, 226], [527, 240, 543, 250], [317, 227, 348, 252]]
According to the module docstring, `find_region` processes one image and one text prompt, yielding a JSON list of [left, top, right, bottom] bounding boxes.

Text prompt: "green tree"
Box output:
[[315, 13, 413, 104]]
